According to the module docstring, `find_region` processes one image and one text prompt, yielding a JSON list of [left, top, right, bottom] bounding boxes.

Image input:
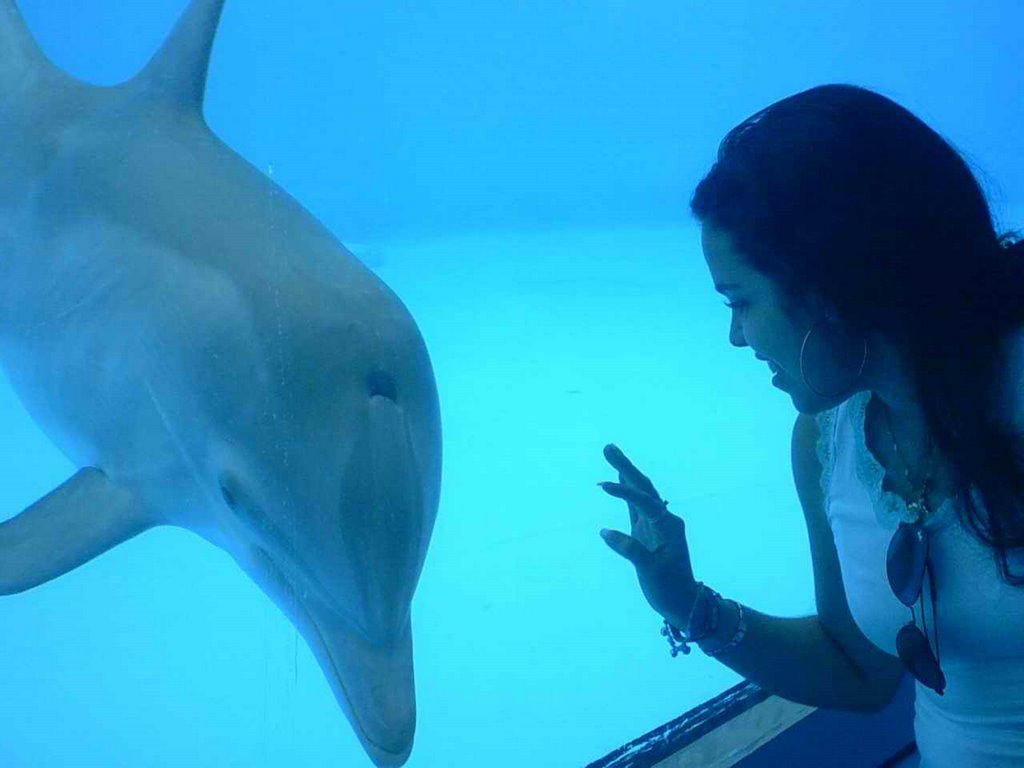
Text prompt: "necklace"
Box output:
[[879, 397, 943, 674], [881, 400, 937, 523]]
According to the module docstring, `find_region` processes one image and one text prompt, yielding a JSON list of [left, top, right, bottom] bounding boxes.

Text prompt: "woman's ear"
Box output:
[[801, 288, 831, 317]]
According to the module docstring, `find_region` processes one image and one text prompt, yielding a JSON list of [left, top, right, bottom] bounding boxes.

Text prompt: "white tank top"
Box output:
[[816, 388, 1024, 767]]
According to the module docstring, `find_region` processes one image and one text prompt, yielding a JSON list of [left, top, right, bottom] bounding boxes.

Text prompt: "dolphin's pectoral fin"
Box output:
[[0, 467, 158, 595]]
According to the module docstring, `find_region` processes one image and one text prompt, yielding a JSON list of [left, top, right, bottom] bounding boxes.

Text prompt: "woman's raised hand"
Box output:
[[599, 444, 698, 627]]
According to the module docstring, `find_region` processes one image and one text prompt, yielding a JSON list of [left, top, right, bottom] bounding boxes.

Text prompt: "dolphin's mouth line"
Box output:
[[259, 550, 404, 758], [304, 600, 404, 757]]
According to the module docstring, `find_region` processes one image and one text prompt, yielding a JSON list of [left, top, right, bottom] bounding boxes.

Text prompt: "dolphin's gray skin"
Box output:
[[0, 2, 442, 764]]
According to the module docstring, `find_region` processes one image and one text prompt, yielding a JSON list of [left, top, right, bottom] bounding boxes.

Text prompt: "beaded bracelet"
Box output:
[[661, 583, 748, 658]]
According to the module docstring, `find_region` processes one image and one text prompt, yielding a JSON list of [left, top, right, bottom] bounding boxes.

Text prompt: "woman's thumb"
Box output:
[[600, 529, 649, 566]]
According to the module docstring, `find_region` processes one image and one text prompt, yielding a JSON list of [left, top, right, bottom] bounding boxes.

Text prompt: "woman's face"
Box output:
[[700, 224, 863, 414]]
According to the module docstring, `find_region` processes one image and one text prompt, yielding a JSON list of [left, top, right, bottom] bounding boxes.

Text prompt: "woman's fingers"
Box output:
[[598, 481, 669, 521], [599, 528, 651, 566], [603, 444, 659, 497]]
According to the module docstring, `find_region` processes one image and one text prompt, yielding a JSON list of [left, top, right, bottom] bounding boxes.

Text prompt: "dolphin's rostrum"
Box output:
[[0, 2, 442, 765]]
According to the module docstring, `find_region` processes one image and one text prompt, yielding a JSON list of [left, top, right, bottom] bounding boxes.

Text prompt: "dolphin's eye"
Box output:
[[218, 473, 273, 532], [219, 476, 238, 509]]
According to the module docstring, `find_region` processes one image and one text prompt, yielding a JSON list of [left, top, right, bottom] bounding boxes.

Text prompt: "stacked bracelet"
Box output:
[[661, 582, 748, 658], [704, 597, 747, 657]]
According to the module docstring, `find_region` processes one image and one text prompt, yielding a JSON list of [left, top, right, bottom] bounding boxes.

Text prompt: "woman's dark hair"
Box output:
[[691, 83, 1024, 586]]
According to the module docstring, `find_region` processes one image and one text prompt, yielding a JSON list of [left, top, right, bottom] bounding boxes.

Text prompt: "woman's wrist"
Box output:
[[660, 583, 747, 657], [697, 596, 741, 653], [661, 583, 702, 633]]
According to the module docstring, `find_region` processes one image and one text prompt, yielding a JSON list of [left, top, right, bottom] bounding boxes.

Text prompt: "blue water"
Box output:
[[1, 2, 1021, 766]]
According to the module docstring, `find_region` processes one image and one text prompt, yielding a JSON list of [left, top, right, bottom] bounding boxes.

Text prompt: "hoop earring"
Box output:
[[800, 315, 868, 399]]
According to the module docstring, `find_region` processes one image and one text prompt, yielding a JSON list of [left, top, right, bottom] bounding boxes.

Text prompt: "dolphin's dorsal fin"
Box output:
[[129, 0, 226, 113], [0, 468, 159, 595]]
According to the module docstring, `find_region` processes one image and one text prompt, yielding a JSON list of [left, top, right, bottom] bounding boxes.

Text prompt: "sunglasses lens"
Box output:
[[896, 623, 946, 695], [887, 521, 928, 607]]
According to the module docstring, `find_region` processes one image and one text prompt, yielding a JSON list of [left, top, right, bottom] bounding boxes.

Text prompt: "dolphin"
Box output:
[[0, 1, 442, 764]]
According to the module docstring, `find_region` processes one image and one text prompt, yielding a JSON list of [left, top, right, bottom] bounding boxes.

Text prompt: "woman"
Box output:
[[599, 84, 1024, 767]]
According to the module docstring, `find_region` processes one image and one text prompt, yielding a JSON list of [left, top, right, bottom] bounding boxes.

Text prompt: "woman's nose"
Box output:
[[729, 317, 747, 348]]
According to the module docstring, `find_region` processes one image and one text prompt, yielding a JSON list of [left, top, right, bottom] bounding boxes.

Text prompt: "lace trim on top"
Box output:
[[815, 407, 837, 502], [816, 390, 967, 530]]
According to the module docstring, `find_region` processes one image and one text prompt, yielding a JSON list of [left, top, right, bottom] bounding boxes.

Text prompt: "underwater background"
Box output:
[[0, 1, 1021, 766]]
